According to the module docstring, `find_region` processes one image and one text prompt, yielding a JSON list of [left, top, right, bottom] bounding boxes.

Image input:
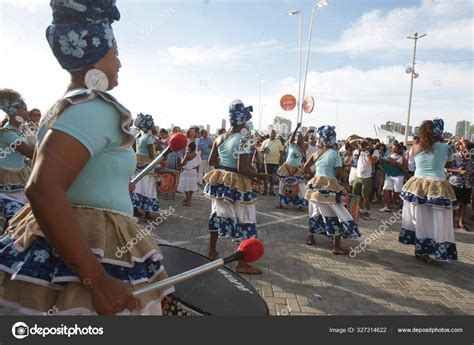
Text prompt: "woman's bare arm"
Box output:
[[208, 135, 224, 167], [303, 154, 315, 175], [26, 130, 137, 314], [147, 144, 155, 160], [238, 154, 269, 179], [16, 142, 34, 159], [26, 131, 106, 282]]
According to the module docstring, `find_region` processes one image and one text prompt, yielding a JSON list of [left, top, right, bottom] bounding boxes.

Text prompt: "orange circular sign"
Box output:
[[280, 94, 297, 111], [303, 96, 315, 114]]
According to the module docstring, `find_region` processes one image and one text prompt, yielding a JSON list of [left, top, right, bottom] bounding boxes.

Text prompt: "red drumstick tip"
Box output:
[[238, 239, 264, 263], [169, 133, 188, 152]]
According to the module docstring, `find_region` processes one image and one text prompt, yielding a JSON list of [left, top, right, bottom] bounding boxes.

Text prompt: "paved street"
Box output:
[[1, 191, 473, 316], [154, 191, 474, 316]]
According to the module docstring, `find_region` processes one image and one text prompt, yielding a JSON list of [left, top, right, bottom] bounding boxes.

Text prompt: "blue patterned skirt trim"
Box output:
[[399, 228, 458, 261], [209, 212, 257, 240], [278, 194, 308, 207], [131, 193, 160, 212], [400, 191, 459, 208], [0, 184, 25, 193], [305, 176, 346, 203], [204, 183, 257, 204], [0, 234, 165, 288], [309, 215, 360, 238], [1, 198, 24, 220]]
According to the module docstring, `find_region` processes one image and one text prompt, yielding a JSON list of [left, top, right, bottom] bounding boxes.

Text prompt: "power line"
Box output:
[[418, 58, 474, 64]]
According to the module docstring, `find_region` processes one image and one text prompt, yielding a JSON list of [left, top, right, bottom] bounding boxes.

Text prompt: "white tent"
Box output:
[[372, 125, 413, 144]]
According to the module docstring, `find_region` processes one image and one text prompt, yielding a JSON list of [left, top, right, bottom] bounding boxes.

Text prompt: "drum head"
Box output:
[[160, 245, 269, 315], [284, 176, 299, 186]]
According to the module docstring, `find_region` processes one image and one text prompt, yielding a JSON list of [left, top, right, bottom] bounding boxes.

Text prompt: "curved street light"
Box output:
[[300, 0, 330, 123]]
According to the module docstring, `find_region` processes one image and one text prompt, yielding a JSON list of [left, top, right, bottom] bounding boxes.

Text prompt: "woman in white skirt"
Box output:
[[304, 126, 360, 254], [177, 141, 201, 206], [276, 122, 308, 210], [131, 113, 159, 222], [399, 119, 458, 262], [204, 100, 269, 273]]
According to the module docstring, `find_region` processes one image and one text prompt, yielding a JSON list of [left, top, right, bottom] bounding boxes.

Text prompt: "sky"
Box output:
[[0, 0, 472, 139]]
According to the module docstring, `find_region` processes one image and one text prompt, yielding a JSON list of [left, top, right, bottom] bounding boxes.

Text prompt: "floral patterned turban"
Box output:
[[46, 0, 120, 71]]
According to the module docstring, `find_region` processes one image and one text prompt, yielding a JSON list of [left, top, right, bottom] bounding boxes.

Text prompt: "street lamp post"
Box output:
[[256, 73, 261, 130], [260, 104, 268, 131], [287, 10, 303, 123], [405, 32, 426, 145], [300, 0, 329, 124]]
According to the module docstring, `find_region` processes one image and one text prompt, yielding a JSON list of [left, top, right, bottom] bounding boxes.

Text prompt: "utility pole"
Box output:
[[405, 32, 427, 145]]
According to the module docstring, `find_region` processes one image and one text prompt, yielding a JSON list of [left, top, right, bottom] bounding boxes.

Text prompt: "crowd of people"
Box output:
[[0, 0, 470, 316]]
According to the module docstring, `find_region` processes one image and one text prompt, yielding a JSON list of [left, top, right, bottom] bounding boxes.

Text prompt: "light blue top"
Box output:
[[37, 97, 136, 215], [314, 149, 342, 179], [197, 137, 213, 160], [414, 142, 453, 179], [136, 133, 153, 156], [0, 125, 26, 170], [218, 133, 252, 169], [286, 142, 303, 167]]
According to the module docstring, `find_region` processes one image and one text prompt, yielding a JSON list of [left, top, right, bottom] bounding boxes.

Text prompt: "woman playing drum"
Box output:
[[276, 122, 308, 210], [204, 100, 269, 274], [303, 126, 360, 254], [0, 0, 173, 315]]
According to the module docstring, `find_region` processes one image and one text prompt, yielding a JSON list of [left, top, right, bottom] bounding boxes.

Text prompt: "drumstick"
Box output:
[[133, 238, 264, 296], [131, 133, 187, 185]]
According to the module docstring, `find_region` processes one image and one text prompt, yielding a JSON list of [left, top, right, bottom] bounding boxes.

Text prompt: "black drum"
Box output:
[[160, 245, 269, 316]]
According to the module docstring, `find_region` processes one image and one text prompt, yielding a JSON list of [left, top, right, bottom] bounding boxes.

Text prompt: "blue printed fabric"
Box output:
[[309, 215, 360, 238], [306, 183, 346, 202], [131, 193, 159, 212], [204, 183, 257, 203], [399, 228, 457, 261], [401, 191, 459, 208], [317, 125, 337, 146], [1, 198, 24, 220], [0, 235, 164, 286], [229, 99, 252, 126], [46, 0, 120, 71], [209, 212, 257, 240], [279, 194, 308, 207], [0, 184, 25, 193]]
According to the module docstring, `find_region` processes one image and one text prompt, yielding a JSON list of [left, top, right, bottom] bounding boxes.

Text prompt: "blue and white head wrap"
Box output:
[[229, 99, 253, 126], [0, 98, 26, 116], [46, 0, 120, 71], [134, 113, 155, 132], [432, 118, 444, 137], [317, 125, 337, 146]]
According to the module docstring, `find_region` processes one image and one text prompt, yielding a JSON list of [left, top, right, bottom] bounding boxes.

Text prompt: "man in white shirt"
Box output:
[[352, 140, 378, 219]]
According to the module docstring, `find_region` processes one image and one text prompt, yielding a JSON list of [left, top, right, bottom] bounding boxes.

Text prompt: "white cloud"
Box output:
[[319, 0, 473, 55], [163, 39, 279, 65], [267, 62, 472, 139], [0, 0, 46, 12]]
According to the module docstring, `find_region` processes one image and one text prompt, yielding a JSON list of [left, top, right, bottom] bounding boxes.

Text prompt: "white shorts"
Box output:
[[349, 168, 357, 186], [383, 175, 404, 193]]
